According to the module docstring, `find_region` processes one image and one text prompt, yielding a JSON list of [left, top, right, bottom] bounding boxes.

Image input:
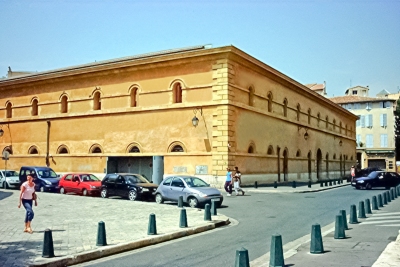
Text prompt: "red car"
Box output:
[[59, 173, 102, 196]]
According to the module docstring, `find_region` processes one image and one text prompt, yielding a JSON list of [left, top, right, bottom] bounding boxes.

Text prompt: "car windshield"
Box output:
[[4, 171, 18, 177], [183, 177, 209, 187], [367, 171, 380, 179], [126, 174, 149, 184], [81, 174, 100, 182], [37, 169, 59, 179]]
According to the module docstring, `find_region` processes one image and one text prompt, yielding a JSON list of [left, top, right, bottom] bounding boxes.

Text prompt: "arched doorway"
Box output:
[[277, 146, 281, 182], [325, 153, 329, 179], [316, 149, 322, 180], [307, 151, 312, 180], [339, 154, 343, 177], [283, 149, 288, 181]]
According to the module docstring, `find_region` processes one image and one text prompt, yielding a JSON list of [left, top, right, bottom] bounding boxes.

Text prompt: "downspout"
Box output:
[[46, 120, 51, 167]]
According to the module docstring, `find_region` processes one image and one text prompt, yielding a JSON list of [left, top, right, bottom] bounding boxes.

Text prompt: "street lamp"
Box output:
[[192, 108, 203, 127], [0, 129, 3, 137]]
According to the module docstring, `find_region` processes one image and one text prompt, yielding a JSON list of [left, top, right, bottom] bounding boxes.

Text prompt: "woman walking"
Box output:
[[18, 175, 37, 233]]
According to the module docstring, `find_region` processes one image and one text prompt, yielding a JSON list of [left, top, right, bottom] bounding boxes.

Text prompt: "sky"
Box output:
[[0, 0, 399, 97]]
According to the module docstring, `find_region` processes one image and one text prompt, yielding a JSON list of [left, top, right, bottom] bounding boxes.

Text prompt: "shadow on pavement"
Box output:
[[0, 239, 43, 266], [0, 190, 14, 201]]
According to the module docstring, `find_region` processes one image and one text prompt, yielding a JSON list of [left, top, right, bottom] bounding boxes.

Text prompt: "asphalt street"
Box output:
[[74, 185, 388, 267]]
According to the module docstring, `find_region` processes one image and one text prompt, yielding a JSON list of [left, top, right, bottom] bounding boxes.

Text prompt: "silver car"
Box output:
[[0, 170, 20, 189], [155, 175, 223, 208]]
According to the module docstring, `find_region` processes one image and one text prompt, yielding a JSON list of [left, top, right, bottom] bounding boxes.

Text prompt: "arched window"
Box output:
[[267, 145, 274, 155], [6, 102, 12, 118], [333, 119, 336, 130], [308, 109, 311, 124], [326, 116, 329, 129], [3, 146, 12, 155], [57, 145, 69, 154], [129, 146, 140, 153], [333, 153, 336, 160], [93, 91, 101, 110], [28, 146, 39, 154], [267, 92, 273, 112], [248, 145, 254, 153], [296, 103, 301, 121], [249, 87, 255, 106], [171, 145, 184, 152], [31, 99, 38, 116], [90, 144, 103, 153], [339, 122, 342, 133], [283, 98, 288, 117], [296, 149, 301, 157], [130, 87, 138, 107], [173, 83, 182, 103], [317, 112, 321, 127], [61, 95, 68, 113]]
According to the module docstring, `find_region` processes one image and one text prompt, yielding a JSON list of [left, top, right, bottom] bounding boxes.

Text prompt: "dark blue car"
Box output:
[[352, 171, 400, 190], [19, 166, 60, 192]]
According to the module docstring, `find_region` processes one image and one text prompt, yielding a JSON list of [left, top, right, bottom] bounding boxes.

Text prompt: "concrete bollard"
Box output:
[[179, 208, 188, 228], [378, 194, 383, 207], [334, 214, 346, 239], [394, 187, 398, 198], [178, 196, 183, 208], [292, 181, 296, 188], [333, 180, 336, 185], [96, 221, 107, 246], [387, 191, 392, 202], [310, 224, 324, 254], [349, 204, 358, 224], [204, 204, 211, 221], [234, 247, 250, 267], [390, 188, 395, 201], [211, 199, 218, 216], [383, 192, 388, 205], [148, 213, 157, 235], [358, 201, 367, 219], [329, 181, 332, 186], [254, 181, 258, 189], [308, 180, 311, 188], [320, 182, 323, 187], [372, 196, 379, 210], [269, 234, 284, 267], [340, 210, 349, 230], [274, 181, 277, 188], [365, 199, 372, 214], [42, 228, 55, 258], [325, 182, 328, 186]]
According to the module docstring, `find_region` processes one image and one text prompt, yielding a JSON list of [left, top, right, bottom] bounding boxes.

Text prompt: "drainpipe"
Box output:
[[46, 120, 51, 167]]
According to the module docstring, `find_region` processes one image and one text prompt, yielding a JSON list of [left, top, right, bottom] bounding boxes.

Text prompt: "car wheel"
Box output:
[[128, 189, 137, 201], [82, 189, 88, 196], [155, 193, 164, 204], [188, 197, 199, 208], [101, 188, 108, 198], [365, 183, 372, 190], [60, 187, 65, 194]]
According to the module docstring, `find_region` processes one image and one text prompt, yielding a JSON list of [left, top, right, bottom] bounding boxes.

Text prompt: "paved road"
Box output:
[[75, 185, 392, 267]]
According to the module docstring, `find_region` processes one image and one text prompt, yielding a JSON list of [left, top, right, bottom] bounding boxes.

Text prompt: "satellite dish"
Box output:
[[2, 151, 10, 160]]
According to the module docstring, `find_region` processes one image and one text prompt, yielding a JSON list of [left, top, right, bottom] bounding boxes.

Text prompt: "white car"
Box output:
[[0, 170, 20, 189]]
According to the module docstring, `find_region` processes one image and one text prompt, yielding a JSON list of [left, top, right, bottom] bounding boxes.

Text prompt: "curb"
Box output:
[[29, 218, 230, 267]]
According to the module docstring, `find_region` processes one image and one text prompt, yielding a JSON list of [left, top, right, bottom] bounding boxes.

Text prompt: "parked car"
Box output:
[[155, 175, 223, 208], [100, 173, 158, 201], [352, 171, 400, 190], [0, 170, 20, 189], [59, 173, 102, 196], [19, 166, 60, 192]]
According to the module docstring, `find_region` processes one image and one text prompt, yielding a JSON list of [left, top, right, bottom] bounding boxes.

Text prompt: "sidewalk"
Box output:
[[0, 189, 229, 267]]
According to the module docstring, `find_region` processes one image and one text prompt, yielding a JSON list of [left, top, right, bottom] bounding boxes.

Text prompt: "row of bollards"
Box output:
[[235, 185, 400, 267], [252, 179, 344, 190], [41, 200, 219, 258]]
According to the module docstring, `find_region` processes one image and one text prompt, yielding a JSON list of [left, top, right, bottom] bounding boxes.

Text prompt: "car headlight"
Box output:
[[90, 185, 97, 189], [197, 192, 207, 197], [45, 180, 52, 185], [358, 180, 364, 184]]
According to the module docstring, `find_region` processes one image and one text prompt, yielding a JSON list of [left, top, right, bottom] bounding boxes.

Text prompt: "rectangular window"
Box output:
[[348, 103, 352, 109], [356, 119, 360, 127], [356, 134, 361, 146], [365, 114, 373, 127], [366, 134, 373, 148], [386, 101, 392, 108], [380, 114, 387, 127], [366, 102, 372, 110], [353, 103, 360, 109], [352, 90, 357, 95], [380, 134, 388, 147], [360, 115, 365, 128]]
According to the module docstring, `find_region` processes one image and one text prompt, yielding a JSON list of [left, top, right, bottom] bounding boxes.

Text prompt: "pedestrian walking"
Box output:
[[18, 175, 37, 234], [350, 165, 356, 182], [233, 166, 245, 196], [224, 168, 233, 196]]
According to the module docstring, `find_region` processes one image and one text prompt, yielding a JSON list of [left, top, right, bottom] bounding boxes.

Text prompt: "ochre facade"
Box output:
[[0, 46, 358, 187]]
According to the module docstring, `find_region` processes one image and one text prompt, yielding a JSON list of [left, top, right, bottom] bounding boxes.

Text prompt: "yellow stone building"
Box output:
[[0, 45, 358, 186]]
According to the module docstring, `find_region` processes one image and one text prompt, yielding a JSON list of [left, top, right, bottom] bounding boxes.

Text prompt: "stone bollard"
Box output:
[[365, 199, 372, 214], [333, 180, 336, 185], [383, 192, 388, 205], [372, 196, 379, 210], [308, 180, 312, 188], [292, 181, 296, 188], [334, 214, 346, 239], [148, 213, 157, 235], [358, 201, 367, 219], [274, 181, 277, 189], [254, 181, 258, 189], [235, 247, 250, 267], [42, 228, 55, 258], [325, 182, 328, 186], [270, 234, 284, 267], [211, 199, 218, 216], [390, 188, 395, 201], [394, 187, 398, 198], [204, 204, 211, 221], [349, 204, 358, 224], [96, 221, 107, 246], [340, 210, 349, 230], [320, 182, 323, 187], [387, 191, 392, 203], [310, 224, 324, 254], [378, 194, 383, 207], [178, 196, 183, 208], [179, 208, 188, 228], [329, 181, 332, 186]]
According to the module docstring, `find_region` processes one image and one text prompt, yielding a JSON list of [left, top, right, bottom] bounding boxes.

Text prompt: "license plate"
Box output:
[[142, 188, 149, 192]]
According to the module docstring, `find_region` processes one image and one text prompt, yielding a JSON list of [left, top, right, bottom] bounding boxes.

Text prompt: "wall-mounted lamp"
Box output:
[[0, 126, 3, 137], [192, 108, 203, 127], [298, 126, 309, 140]]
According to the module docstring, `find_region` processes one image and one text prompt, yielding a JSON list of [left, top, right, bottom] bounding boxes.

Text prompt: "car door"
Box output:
[[72, 175, 82, 194], [115, 176, 127, 197], [63, 174, 74, 192], [169, 177, 187, 202]]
